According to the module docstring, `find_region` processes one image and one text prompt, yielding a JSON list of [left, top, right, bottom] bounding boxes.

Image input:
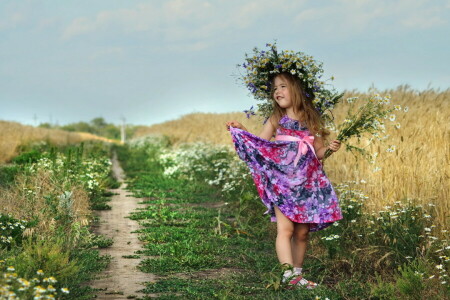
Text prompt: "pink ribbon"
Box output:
[[275, 135, 316, 166]]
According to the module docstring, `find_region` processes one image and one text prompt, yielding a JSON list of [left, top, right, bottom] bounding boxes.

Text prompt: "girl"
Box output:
[[226, 72, 343, 289]]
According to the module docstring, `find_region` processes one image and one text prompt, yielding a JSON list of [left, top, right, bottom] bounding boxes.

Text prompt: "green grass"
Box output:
[[116, 145, 342, 299], [115, 141, 450, 300], [90, 195, 112, 210]]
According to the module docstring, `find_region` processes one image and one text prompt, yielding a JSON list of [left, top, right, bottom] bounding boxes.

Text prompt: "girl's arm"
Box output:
[[226, 117, 275, 141], [313, 135, 341, 160], [258, 118, 276, 140]]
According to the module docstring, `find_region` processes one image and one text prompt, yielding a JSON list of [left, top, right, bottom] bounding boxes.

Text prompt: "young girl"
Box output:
[[226, 72, 343, 289]]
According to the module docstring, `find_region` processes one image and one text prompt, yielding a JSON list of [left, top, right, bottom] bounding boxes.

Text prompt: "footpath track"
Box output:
[[90, 153, 154, 299]]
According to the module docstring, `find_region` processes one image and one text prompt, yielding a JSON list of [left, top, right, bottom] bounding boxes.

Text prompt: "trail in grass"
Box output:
[[90, 153, 154, 299], [119, 147, 286, 299]]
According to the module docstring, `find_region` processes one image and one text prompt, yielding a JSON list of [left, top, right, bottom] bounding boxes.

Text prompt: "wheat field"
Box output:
[[134, 86, 449, 229], [0, 120, 117, 163]]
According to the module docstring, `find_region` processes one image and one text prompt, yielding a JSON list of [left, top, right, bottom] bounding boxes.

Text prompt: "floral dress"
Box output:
[[229, 115, 343, 232]]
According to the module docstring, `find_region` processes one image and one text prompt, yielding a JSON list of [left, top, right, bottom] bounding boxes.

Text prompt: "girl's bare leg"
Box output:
[[292, 223, 310, 268], [274, 206, 294, 266]]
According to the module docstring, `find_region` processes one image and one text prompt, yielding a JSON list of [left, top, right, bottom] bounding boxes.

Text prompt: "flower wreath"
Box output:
[[238, 42, 342, 123]]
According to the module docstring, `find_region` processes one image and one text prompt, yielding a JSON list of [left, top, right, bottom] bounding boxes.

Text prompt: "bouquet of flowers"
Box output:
[[323, 94, 406, 160]]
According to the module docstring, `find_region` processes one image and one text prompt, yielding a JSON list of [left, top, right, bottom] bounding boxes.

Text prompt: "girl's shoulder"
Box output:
[[262, 114, 278, 129]]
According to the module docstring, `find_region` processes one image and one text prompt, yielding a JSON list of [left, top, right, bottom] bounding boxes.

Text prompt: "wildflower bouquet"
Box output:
[[323, 94, 406, 160], [238, 42, 343, 124]]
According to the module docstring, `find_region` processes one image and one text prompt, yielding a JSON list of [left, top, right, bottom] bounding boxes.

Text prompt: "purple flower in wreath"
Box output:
[[276, 64, 282, 69], [243, 106, 256, 119]]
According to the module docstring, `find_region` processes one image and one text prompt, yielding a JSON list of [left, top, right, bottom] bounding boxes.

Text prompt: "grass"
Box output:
[[118, 146, 342, 299], [115, 132, 449, 299]]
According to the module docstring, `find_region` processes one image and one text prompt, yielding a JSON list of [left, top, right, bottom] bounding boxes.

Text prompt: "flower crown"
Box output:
[[238, 42, 342, 123]]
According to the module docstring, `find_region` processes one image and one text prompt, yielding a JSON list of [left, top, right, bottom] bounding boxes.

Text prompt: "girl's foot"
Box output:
[[287, 275, 318, 289], [281, 270, 294, 283], [281, 267, 303, 283]]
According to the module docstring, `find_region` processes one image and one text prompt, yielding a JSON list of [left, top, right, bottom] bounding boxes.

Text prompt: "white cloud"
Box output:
[[62, 17, 93, 39], [0, 12, 25, 31], [293, 0, 448, 38], [62, 3, 160, 39], [400, 6, 447, 29], [163, 0, 214, 23], [231, 1, 294, 28], [61, 0, 305, 45], [61, 2, 207, 40]]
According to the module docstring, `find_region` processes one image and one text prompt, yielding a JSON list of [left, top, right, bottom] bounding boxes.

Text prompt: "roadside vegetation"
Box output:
[[117, 136, 449, 299], [0, 142, 118, 299]]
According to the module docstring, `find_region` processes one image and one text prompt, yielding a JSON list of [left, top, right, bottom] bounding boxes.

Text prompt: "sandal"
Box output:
[[287, 275, 318, 289]]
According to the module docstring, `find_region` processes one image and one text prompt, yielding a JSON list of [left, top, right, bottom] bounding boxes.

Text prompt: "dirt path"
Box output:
[[90, 153, 154, 299]]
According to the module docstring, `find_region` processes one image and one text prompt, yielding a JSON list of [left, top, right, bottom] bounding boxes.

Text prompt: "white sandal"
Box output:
[[287, 275, 318, 289]]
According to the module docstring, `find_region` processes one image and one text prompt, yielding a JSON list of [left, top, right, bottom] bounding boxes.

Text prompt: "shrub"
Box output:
[[11, 149, 42, 165], [11, 239, 79, 284]]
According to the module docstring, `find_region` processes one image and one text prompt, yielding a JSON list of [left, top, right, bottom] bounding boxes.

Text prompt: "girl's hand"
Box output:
[[226, 121, 246, 131], [328, 140, 341, 152]]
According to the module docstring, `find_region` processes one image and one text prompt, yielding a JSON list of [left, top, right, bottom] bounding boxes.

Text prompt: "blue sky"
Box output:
[[0, 0, 449, 126]]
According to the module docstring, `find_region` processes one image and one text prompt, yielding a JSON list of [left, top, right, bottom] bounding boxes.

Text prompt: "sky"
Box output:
[[0, 0, 449, 126]]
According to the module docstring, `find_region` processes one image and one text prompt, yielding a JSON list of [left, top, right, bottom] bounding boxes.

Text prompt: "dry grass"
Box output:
[[0, 120, 118, 163], [0, 169, 90, 236], [326, 87, 449, 222], [134, 86, 449, 228], [133, 112, 266, 145]]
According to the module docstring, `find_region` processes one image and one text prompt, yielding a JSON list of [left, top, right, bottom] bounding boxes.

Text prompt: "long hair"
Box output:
[[269, 72, 330, 139]]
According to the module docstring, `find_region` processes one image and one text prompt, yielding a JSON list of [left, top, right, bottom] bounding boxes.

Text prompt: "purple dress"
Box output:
[[230, 115, 343, 232]]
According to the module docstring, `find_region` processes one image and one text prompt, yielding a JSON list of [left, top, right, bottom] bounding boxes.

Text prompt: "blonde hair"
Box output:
[[269, 72, 330, 139]]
